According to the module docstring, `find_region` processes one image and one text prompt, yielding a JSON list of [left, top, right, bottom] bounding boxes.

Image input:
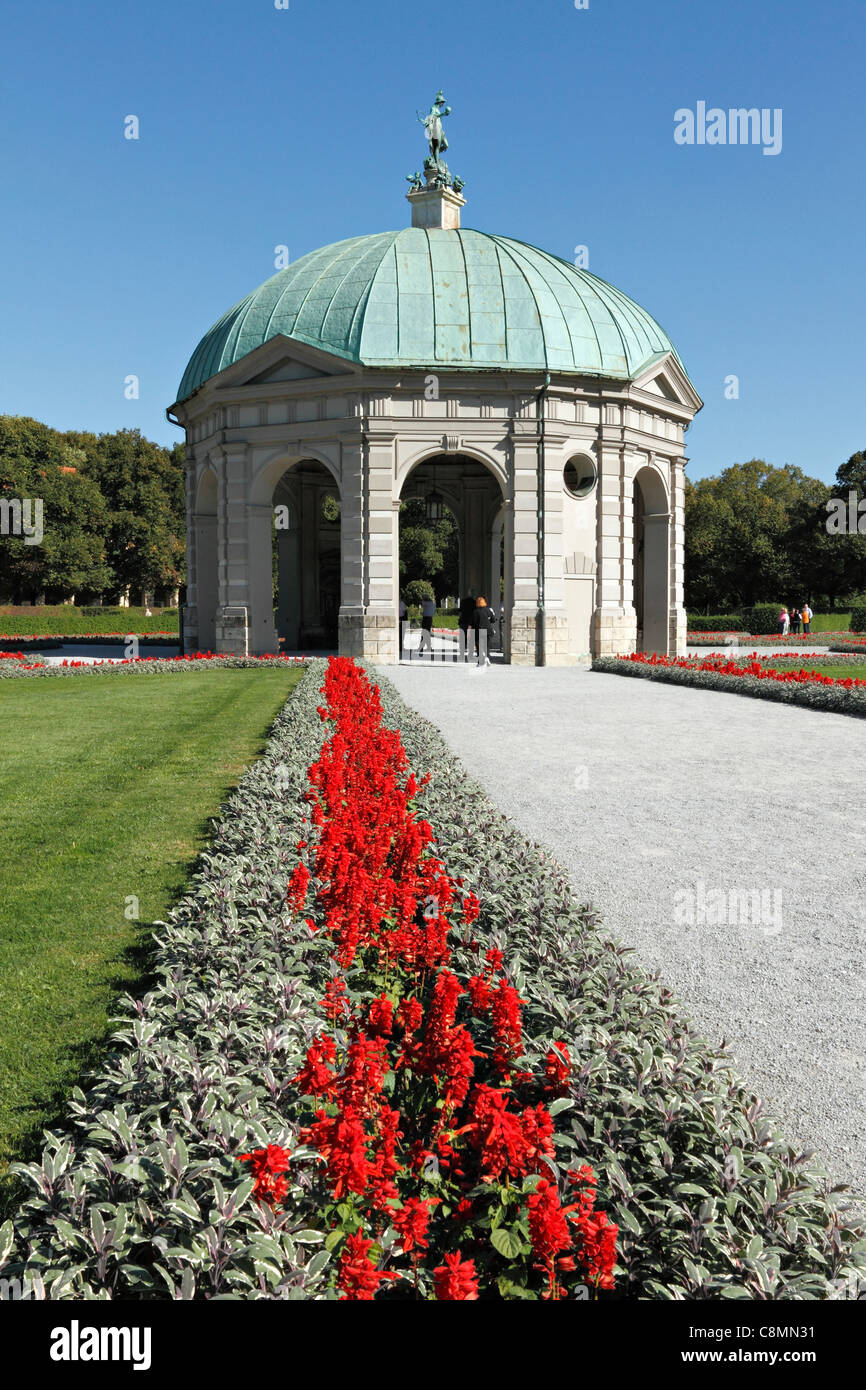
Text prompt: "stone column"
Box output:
[[214, 443, 253, 654], [541, 431, 571, 665], [365, 432, 399, 662], [509, 416, 540, 665], [247, 502, 278, 654], [182, 457, 198, 652], [591, 440, 637, 656], [337, 429, 397, 663], [669, 457, 687, 654]]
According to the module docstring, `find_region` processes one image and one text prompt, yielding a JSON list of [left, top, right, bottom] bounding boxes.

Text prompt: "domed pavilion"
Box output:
[[167, 96, 702, 663]]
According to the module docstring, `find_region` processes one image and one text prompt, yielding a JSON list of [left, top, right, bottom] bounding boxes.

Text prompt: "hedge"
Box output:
[[0, 605, 179, 636], [1, 658, 863, 1300], [686, 615, 745, 632], [850, 605, 866, 633]]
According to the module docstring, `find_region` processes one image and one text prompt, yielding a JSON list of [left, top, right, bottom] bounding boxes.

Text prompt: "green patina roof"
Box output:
[[177, 228, 689, 403]]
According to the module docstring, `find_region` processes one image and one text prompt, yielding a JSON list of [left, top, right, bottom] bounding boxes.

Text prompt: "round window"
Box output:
[[563, 455, 597, 499]]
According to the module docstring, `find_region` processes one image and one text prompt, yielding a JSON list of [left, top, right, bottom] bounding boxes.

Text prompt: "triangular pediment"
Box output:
[[630, 352, 703, 415], [642, 371, 679, 402], [245, 356, 330, 383]]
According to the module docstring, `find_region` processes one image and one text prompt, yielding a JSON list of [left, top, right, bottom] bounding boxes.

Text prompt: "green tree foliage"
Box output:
[[0, 416, 185, 603], [0, 417, 112, 602], [398, 497, 458, 601], [684, 458, 862, 611]]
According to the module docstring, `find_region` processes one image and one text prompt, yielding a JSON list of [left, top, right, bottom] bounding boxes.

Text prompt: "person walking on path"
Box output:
[[778, 606, 790, 636], [399, 596, 408, 652], [801, 602, 813, 635], [419, 594, 435, 656]]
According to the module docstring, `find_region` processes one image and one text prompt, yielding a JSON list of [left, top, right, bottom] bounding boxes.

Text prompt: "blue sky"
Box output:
[[0, 0, 862, 481]]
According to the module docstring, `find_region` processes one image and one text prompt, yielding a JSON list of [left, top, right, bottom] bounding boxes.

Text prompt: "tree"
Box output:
[[70, 429, 185, 600], [0, 416, 112, 601], [684, 460, 841, 611], [398, 498, 458, 601]]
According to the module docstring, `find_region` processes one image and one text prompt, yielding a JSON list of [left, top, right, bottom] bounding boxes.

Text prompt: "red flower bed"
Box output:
[[623, 651, 866, 689], [239, 657, 618, 1301]]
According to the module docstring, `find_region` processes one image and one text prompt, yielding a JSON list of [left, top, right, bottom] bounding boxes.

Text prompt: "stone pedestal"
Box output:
[[339, 612, 398, 663], [592, 607, 637, 657], [182, 604, 198, 654], [215, 605, 249, 656], [509, 609, 577, 666], [670, 605, 688, 656]]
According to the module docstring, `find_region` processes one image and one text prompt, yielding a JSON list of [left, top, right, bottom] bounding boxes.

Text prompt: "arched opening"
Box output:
[[273, 460, 341, 651], [633, 466, 670, 654], [195, 467, 218, 652], [398, 452, 506, 656]]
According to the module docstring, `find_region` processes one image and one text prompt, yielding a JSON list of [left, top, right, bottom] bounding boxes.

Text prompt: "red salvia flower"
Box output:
[[433, 1250, 479, 1301], [336, 1231, 398, 1301], [367, 994, 394, 1037], [293, 1035, 338, 1097], [392, 1197, 438, 1254], [238, 1144, 291, 1208], [286, 861, 310, 912]]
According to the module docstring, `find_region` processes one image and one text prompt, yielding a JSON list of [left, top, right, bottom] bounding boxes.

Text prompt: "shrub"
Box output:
[[742, 604, 784, 635], [850, 605, 866, 633], [687, 615, 745, 632], [403, 580, 435, 607]]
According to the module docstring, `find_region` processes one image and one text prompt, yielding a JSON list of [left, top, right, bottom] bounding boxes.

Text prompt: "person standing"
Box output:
[[778, 606, 790, 636], [458, 593, 475, 657], [420, 594, 435, 655], [790, 605, 801, 636], [801, 601, 813, 635], [474, 595, 494, 665]]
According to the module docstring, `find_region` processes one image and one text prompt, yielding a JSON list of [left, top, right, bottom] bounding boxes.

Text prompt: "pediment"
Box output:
[[245, 356, 330, 384], [630, 352, 703, 415]]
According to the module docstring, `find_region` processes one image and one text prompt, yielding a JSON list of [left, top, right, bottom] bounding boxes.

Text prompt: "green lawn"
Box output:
[[763, 662, 866, 681], [0, 667, 304, 1193]]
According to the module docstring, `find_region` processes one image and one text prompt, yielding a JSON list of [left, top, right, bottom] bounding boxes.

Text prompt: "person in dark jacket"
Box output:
[[474, 596, 495, 664], [458, 594, 475, 655]]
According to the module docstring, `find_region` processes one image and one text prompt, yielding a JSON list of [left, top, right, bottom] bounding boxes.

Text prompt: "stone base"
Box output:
[[215, 605, 249, 656], [339, 612, 398, 664], [182, 604, 197, 656], [670, 606, 687, 656], [509, 610, 578, 666], [592, 607, 637, 657]]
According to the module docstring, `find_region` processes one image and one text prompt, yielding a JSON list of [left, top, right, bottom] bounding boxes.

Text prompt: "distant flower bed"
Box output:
[[756, 631, 851, 646], [594, 652, 866, 717], [0, 651, 306, 678]]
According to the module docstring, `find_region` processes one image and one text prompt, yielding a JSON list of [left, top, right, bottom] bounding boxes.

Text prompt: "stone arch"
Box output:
[[632, 462, 670, 654], [249, 445, 341, 508], [397, 450, 506, 620], [194, 466, 218, 652], [268, 458, 343, 651]]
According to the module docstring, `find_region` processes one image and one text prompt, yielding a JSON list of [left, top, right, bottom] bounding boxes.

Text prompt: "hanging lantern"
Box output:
[[425, 489, 444, 524]]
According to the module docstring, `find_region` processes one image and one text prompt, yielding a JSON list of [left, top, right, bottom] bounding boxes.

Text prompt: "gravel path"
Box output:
[[386, 663, 866, 1205]]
